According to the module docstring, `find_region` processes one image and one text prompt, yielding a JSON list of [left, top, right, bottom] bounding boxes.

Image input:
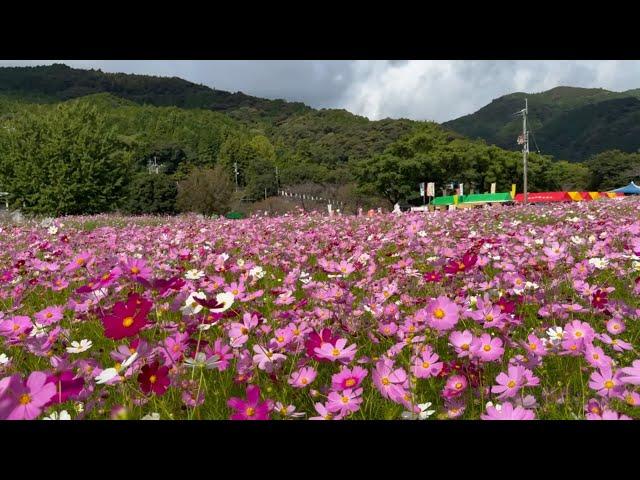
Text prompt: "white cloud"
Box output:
[[1, 60, 639, 122]]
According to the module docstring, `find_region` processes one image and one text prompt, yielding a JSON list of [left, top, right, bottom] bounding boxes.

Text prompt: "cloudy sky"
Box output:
[[2, 60, 640, 122]]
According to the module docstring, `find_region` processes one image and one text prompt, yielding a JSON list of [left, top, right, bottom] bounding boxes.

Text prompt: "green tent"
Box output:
[[432, 195, 457, 206], [460, 192, 513, 204], [225, 211, 245, 219]]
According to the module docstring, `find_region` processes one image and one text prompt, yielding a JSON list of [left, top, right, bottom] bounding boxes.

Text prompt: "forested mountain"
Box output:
[[0, 65, 638, 216], [443, 86, 640, 161]]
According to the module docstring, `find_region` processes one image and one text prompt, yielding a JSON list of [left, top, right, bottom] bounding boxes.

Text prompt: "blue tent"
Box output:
[[612, 181, 640, 195]]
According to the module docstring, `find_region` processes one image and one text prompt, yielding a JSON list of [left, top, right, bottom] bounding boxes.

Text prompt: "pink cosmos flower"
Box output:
[[203, 339, 233, 371], [314, 338, 357, 363], [492, 365, 526, 399], [0, 372, 56, 420], [331, 366, 368, 391], [443, 374, 468, 399], [326, 388, 363, 416], [588, 365, 624, 398], [425, 296, 459, 331], [100, 293, 152, 340], [34, 306, 64, 326], [162, 332, 189, 366], [252, 344, 286, 372], [606, 318, 625, 335], [122, 257, 153, 280], [599, 334, 632, 352], [227, 384, 273, 420], [288, 367, 317, 388], [522, 333, 546, 357], [620, 360, 640, 385], [64, 252, 93, 273], [411, 346, 443, 379], [564, 320, 595, 344], [309, 402, 343, 420], [0, 316, 33, 341], [372, 358, 408, 402], [449, 330, 474, 358], [228, 312, 259, 348], [584, 345, 612, 369], [481, 402, 535, 420], [586, 410, 631, 420], [471, 334, 504, 362]]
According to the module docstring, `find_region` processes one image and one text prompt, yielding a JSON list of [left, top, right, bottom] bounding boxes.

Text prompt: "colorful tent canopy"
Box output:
[[514, 192, 570, 203], [612, 182, 640, 195]]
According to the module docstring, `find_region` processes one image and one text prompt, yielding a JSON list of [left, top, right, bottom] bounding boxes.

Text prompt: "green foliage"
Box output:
[[124, 173, 178, 214], [0, 100, 133, 215], [586, 150, 640, 190], [176, 165, 237, 216]]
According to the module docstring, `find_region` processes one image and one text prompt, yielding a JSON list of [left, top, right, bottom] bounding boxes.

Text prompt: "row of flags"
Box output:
[[279, 190, 345, 207]]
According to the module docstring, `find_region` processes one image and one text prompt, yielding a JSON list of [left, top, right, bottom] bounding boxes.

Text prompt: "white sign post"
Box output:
[[490, 183, 496, 194]]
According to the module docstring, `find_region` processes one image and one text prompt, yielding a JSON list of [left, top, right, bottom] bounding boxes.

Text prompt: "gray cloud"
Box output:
[[1, 60, 639, 122]]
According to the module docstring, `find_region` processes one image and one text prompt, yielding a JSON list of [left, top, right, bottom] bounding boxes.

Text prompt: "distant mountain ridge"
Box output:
[[443, 86, 640, 161]]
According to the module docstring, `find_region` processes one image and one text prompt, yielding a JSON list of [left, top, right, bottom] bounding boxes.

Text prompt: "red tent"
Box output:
[[514, 192, 570, 203]]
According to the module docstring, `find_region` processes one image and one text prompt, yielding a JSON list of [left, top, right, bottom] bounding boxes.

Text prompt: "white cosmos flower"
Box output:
[[632, 261, 640, 272], [142, 412, 161, 420], [212, 292, 235, 313], [181, 291, 207, 316], [0, 353, 10, 365], [43, 410, 71, 420], [525, 281, 539, 290], [534, 239, 544, 245], [546, 326, 564, 343], [47, 225, 59, 235], [237, 259, 245, 267], [566, 216, 580, 223], [571, 236, 584, 245], [29, 322, 48, 338], [249, 266, 265, 279], [95, 352, 138, 385], [588, 257, 609, 270], [588, 235, 596, 243], [486, 401, 502, 411], [185, 269, 205, 280], [66, 339, 93, 354], [401, 402, 435, 420], [184, 352, 221, 370], [218, 253, 229, 262]]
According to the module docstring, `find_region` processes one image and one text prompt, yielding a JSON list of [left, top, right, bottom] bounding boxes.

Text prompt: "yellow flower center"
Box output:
[[301, 378, 308, 385], [245, 407, 255, 417], [507, 380, 516, 388], [122, 316, 134, 328], [76, 258, 85, 266], [332, 348, 340, 357], [422, 361, 431, 369], [341, 396, 350, 404], [19, 393, 31, 405], [382, 377, 390, 385], [45, 312, 53, 318], [485, 314, 493, 322], [593, 353, 599, 360], [130, 266, 140, 274], [277, 336, 284, 343], [149, 375, 157, 384], [570, 345, 577, 351], [345, 378, 356, 387], [529, 343, 537, 350], [604, 380, 615, 389], [433, 308, 445, 319], [241, 327, 249, 335], [461, 343, 469, 351], [454, 382, 463, 390], [613, 324, 619, 330], [483, 344, 491, 352], [102, 273, 111, 281], [574, 331, 583, 338], [626, 395, 635, 405], [232, 289, 239, 296]]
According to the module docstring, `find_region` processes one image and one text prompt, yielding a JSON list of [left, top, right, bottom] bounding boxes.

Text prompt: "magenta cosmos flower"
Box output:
[[0, 372, 56, 420], [305, 328, 340, 362], [331, 365, 368, 390], [425, 296, 459, 332], [481, 402, 535, 420], [444, 252, 477, 275], [138, 362, 170, 396], [100, 293, 152, 340], [227, 384, 273, 420]]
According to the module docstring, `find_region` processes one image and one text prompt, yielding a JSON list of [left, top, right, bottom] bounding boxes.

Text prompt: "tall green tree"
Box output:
[[0, 101, 133, 215]]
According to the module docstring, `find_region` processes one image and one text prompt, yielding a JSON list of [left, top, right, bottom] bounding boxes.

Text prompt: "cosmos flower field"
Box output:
[[1, 199, 640, 420]]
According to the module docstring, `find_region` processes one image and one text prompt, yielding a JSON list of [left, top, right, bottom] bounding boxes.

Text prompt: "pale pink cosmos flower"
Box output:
[[288, 367, 317, 388], [252, 344, 286, 372], [326, 388, 363, 416], [620, 359, 640, 385], [1, 372, 56, 420], [314, 338, 357, 363], [449, 330, 474, 358], [481, 401, 535, 420], [424, 296, 459, 332], [471, 334, 504, 362]]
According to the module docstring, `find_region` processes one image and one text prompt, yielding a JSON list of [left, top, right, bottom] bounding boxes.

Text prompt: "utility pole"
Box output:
[[514, 99, 529, 204], [234, 161, 239, 192]]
